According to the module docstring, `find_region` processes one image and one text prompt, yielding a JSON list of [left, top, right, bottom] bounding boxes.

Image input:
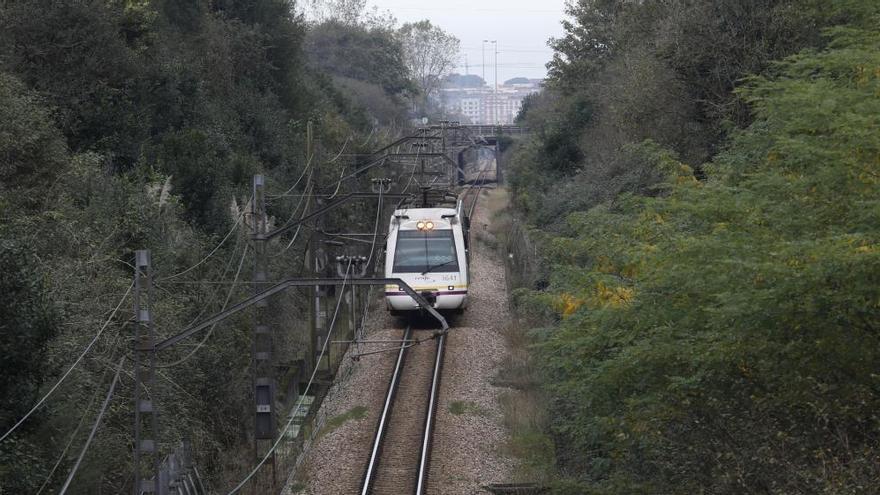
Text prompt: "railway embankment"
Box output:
[[287, 187, 518, 494], [425, 187, 517, 494]]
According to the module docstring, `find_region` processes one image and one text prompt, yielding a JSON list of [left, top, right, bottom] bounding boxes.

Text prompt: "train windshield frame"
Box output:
[[392, 229, 459, 274]]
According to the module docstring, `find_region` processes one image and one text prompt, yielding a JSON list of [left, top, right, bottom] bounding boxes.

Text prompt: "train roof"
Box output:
[[392, 207, 458, 221]]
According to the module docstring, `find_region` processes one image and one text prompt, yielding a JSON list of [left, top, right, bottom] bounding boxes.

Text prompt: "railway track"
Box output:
[[361, 326, 446, 495]]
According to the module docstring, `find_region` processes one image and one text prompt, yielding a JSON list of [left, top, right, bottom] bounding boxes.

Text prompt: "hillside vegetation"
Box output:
[[0, 1, 420, 492], [508, 1, 880, 493]]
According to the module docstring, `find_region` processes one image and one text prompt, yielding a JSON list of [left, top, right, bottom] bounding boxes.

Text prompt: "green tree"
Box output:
[[0, 240, 59, 492], [396, 20, 460, 116], [0, 0, 146, 168], [0, 72, 67, 189], [512, 11, 880, 492], [306, 20, 413, 96], [0, 240, 58, 432]]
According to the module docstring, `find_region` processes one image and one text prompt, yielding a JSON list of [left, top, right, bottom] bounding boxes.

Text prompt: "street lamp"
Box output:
[[494, 41, 500, 124], [494, 41, 499, 92], [481, 40, 491, 89], [483, 40, 496, 124]]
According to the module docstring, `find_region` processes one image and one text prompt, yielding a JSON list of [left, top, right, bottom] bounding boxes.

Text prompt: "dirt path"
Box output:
[[288, 188, 515, 494]]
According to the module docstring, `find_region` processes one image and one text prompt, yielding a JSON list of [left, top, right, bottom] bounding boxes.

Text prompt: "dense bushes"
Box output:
[[512, 0, 872, 230], [0, 0, 414, 492], [509, 1, 880, 493]]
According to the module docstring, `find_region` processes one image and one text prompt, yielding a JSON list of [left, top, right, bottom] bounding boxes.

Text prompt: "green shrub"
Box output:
[[515, 17, 880, 494]]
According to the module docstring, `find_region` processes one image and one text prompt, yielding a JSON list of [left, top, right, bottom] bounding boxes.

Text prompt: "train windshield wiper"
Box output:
[[421, 259, 456, 275]]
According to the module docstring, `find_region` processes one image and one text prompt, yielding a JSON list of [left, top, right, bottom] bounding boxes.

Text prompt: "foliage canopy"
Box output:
[[509, 1, 880, 493]]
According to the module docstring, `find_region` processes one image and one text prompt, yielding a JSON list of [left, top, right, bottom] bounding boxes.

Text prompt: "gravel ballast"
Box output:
[[288, 187, 516, 494]]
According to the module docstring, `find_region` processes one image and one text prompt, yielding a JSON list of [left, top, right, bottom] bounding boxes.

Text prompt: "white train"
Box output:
[[384, 200, 469, 315]]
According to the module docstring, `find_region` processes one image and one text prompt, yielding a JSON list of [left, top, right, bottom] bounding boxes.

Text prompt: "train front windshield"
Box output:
[[392, 230, 459, 273]]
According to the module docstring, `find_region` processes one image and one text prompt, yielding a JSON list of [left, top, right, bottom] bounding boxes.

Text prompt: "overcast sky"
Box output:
[[367, 1, 568, 82]]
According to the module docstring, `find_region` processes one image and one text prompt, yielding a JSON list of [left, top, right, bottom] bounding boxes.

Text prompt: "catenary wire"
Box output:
[[273, 208, 307, 257], [282, 164, 315, 224], [364, 187, 383, 268], [326, 164, 348, 200], [267, 132, 350, 200], [157, 205, 248, 282], [359, 127, 376, 147], [267, 148, 316, 199], [150, 231, 244, 330], [401, 136, 423, 193], [326, 134, 351, 164], [34, 354, 115, 495], [36, 314, 130, 494], [226, 260, 353, 495], [155, 242, 250, 368], [175, 232, 245, 327], [0, 283, 132, 444], [273, 152, 318, 257], [58, 356, 125, 495], [34, 304, 137, 493], [273, 130, 360, 257]]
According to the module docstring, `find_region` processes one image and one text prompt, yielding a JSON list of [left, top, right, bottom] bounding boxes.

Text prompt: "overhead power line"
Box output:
[[227, 261, 354, 495], [371, 5, 563, 14], [0, 284, 132, 444], [364, 187, 384, 268], [268, 149, 316, 199], [272, 131, 366, 257], [58, 356, 125, 495], [35, 355, 113, 495], [456, 63, 548, 68], [156, 242, 250, 368], [461, 45, 552, 52], [268, 131, 355, 200], [158, 210, 247, 282]]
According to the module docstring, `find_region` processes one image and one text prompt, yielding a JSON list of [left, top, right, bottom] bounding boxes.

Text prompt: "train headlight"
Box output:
[[426, 221, 434, 230], [416, 221, 435, 231], [417, 221, 426, 230]]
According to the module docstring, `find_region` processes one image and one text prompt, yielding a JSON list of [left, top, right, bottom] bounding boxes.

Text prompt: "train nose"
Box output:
[[420, 290, 437, 307]]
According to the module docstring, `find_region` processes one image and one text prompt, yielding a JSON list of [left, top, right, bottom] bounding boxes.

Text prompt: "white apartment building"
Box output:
[[458, 97, 482, 123], [482, 93, 524, 125], [440, 79, 541, 125]]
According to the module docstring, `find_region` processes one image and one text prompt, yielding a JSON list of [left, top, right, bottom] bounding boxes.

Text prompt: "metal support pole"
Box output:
[[350, 283, 357, 341], [252, 175, 275, 488], [305, 120, 326, 378], [481, 40, 486, 89], [310, 202, 326, 375], [494, 42, 499, 124], [496, 140, 503, 184], [336, 256, 366, 343], [134, 250, 160, 494]]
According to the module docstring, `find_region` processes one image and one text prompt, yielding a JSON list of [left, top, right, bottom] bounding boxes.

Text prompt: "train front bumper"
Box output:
[[385, 289, 468, 311]]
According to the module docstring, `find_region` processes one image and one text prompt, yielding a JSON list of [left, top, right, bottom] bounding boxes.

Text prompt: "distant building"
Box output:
[[457, 97, 482, 123], [438, 75, 543, 125]]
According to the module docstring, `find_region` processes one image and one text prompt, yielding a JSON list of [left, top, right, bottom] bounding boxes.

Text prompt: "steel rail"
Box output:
[[416, 332, 445, 495], [359, 328, 446, 495], [467, 167, 490, 220], [360, 326, 412, 495]]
